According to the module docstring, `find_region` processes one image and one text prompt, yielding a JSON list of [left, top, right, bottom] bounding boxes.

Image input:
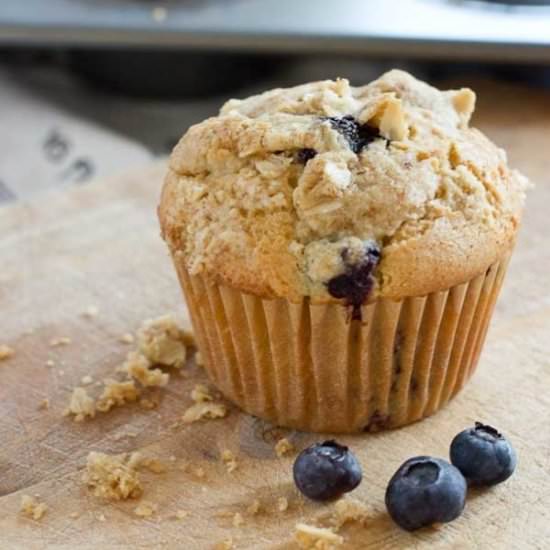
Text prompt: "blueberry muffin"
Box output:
[[159, 70, 527, 433]]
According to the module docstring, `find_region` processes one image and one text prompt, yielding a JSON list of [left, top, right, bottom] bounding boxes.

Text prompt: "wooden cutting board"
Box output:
[[1, 80, 549, 549]]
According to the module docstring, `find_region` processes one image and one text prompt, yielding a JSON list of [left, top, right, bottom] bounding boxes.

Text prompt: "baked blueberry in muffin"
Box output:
[[327, 242, 381, 320]]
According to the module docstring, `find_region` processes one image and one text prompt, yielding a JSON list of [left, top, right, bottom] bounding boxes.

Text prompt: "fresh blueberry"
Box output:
[[450, 422, 517, 486], [324, 115, 384, 154], [327, 243, 381, 320], [385, 456, 467, 531], [293, 440, 362, 501]]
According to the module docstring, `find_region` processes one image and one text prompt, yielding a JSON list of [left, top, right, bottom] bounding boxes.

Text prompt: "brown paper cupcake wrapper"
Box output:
[[175, 253, 511, 433]]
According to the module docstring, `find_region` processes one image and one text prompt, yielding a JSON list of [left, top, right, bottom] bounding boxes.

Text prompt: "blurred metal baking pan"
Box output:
[[1, 0, 550, 63]]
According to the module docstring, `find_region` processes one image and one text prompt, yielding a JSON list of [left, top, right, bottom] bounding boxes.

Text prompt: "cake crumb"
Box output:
[[277, 496, 289, 512], [213, 538, 234, 550], [20, 495, 47, 520], [121, 351, 169, 387], [195, 351, 204, 366], [119, 333, 135, 344], [81, 375, 93, 386], [330, 497, 371, 528], [181, 330, 196, 348], [50, 337, 71, 347], [96, 379, 140, 412], [0, 345, 15, 361], [174, 509, 188, 520], [97, 513, 106, 522], [137, 315, 189, 368], [63, 387, 96, 421], [221, 449, 238, 473], [275, 437, 295, 457], [134, 501, 158, 518], [82, 305, 99, 318], [182, 402, 227, 424], [114, 430, 139, 441], [191, 383, 213, 403], [232, 512, 244, 527], [139, 396, 159, 410], [169, 455, 177, 462], [246, 499, 261, 516], [69, 511, 79, 519], [193, 466, 206, 479], [38, 399, 50, 411], [45, 359, 55, 367], [83, 451, 143, 500], [294, 523, 344, 549], [141, 458, 168, 474]]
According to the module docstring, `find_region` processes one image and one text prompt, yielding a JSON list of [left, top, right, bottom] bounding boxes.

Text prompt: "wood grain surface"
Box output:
[[0, 80, 549, 549]]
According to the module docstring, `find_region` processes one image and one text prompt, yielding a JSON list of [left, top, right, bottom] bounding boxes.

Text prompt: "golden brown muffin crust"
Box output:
[[159, 70, 527, 302]]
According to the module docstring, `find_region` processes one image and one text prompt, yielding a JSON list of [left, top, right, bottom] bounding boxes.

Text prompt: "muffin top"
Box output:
[[159, 70, 527, 304]]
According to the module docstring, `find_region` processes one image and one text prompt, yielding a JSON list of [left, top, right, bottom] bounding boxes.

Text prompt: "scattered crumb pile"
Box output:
[[20, 495, 48, 520], [96, 379, 140, 413], [83, 451, 143, 500], [137, 315, 193, 368], [64, 387, 96, 422], [64, 315, 195, 421], [0, 344, 15, 361], [275, 437, 295, 457], [182, 384, 227, 424], [330, 498, 371, 529], [294, 523, 344, 549], [83, 451, 170, 504], [217, 495, 288, 528], [120, 351, 169, 388], [294, 498, 372, 548]]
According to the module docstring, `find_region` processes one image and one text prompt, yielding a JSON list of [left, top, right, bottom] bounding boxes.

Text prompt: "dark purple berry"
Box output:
[[293, 440, 362, 501], [385, 456, 467, 531], [296, 148, 317, 164], [450, 422, 517, 486], [327, 243, 381, 320], [325, 115, 384, 154]]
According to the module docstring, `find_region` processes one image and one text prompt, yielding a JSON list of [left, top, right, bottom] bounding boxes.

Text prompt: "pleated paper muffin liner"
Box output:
[[174, 253, 511, 433]]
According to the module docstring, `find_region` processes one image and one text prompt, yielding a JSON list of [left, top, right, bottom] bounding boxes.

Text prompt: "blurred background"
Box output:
[[1, 0, 550, 203]]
